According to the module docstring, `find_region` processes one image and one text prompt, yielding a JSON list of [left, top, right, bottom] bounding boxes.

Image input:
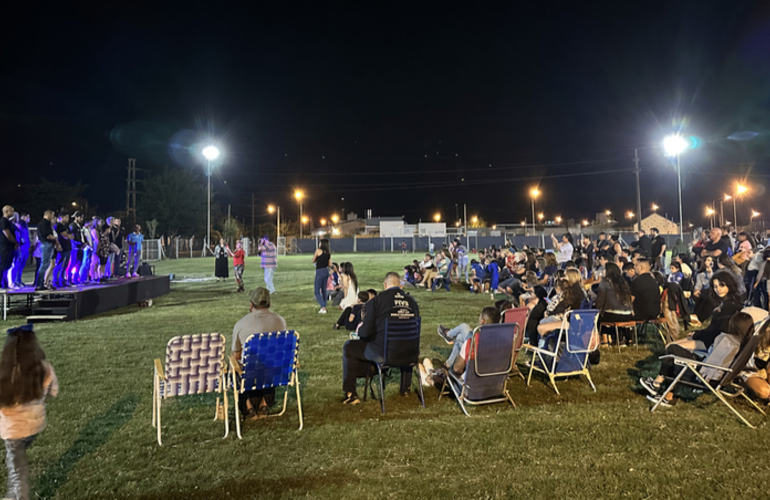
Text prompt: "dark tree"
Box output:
[[23, 179, 89, 222], [137, 167, 207, 237]]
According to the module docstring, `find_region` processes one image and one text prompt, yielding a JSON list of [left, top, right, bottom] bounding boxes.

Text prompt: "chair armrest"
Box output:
[[521, 344, 557, 358], [229, 353, 243, 375], [659, 354, 731, 372], [154, 359, 165, 380]]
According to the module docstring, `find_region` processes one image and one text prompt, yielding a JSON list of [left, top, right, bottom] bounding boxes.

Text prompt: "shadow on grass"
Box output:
[[131, 470, 357, 500], [35, 395, 138, 500]]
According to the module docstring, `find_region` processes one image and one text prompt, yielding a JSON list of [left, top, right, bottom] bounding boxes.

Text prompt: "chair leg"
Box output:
[[584, 370, 597, 392], [152, 374, 158, 428], [295, 372, 304, 431], [363, 369, 370, 402], [526, 354, 535, 387], [614, 325, 621, 354], [377, 365, 386, 415], [222, 379, 229, 438], [740, 391, 767, 417], [690, 368, 755, 428], [232, 373, 242, 440], [415, 368, 425, 408], [505, 389, 517, 409], [651, 368, 687, 413]]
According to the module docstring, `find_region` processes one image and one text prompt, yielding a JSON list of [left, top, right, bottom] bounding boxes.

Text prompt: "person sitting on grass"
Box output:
[[470, 258, 485, 293], [417, 253, 437, 288], [341, 272, 420, 405], [640, 311, 755, 407], [231, 288, 287, 420], [742, 314, 770, 403], [334, 291, 370, 331], [436, 306, 502, 374]]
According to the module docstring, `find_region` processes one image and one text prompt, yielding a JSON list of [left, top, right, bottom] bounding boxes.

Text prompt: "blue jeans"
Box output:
[[54, 250, 70, 286], [4, 434, 36, 500], [11, 248, 28, 286], [127, 246, 141, 275], [79, 247, 92, 282], [36, 242, 54, 288], [459, 256, 469, 282], [314, 268, 329, 308], [264, 267, 276, 293], [446, 323, 473, 367]]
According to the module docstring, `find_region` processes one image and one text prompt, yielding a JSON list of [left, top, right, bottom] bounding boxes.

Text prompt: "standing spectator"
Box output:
[[258, 236, 277, 294], [53, 211, 72, 288], [637, 230, 652, 257], [400, 240, 407, 254], [78, 216, 94, 283], [551, 233, 574, 268], [227, 240, 246, 292], [68, 211, 85, 284], [126, 224, 144, 278], [0, 206, 17, 290], [10, 214, 30, 288], [312, 238, 331, 313], [34, 211, 57, 291], [453, 239, 469, 283], [214, 238, 229, 281], [650, 228, 667, 271]]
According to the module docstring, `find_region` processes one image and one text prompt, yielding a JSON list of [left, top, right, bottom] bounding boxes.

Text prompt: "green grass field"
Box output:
[[5, 254, 769, 499]]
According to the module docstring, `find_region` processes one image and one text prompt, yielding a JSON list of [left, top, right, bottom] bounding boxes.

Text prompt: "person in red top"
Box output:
[[227, 241, 246, 292]]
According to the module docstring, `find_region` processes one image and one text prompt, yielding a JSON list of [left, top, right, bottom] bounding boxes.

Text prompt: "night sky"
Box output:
[[3, 1, 770, 227]]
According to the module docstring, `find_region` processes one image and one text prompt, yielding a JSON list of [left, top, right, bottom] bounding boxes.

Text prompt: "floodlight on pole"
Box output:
[[663, 134, 689, 240], [652, 203, 659, 212], [733, 183, 748, 227], [201, 144, 222, 251], [294, 190, 305, 238], [268, 205, 280, 244], [530, 187, 540, 235], [434, 213, 441, 222], [331, 214, 339, 224], [751, 210, 760, 221]]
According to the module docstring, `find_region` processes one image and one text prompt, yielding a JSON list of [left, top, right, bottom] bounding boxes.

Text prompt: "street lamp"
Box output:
[[751, 210, 760, 222], [331, 214, 339, 224], [582, 220, 589, 227], [268, 204, 281, 244], [663, 134, 689, 239], [626, 211, 635, 220], [434, 213, 441, 222], [652, 203, 659, 212], [555, 216, 562, 225], [538, 213, 544, 221], [202, 145, 221, 250], [530, 188, 540, 234], [294, 190, 304, 238], [733, 183, 748, 227], [706, 207, 715, 228]]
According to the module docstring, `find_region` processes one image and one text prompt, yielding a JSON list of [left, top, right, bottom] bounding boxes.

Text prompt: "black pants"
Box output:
[[0, 250, 13, 288], [336, 307, 352, 329], [659, 344, 701, 381], [237, 388, 275, 416], [342, 340, 412, 395], [598, 312, 635, 342]]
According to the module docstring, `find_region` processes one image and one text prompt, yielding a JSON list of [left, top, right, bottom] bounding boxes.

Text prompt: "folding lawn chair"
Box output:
[[502, 307, 528, 379], [152, 333, 228, 446], [439, 323, 519, 416], [229, 330, 303, 438], [650, 316, 770, 428], [523, 309, 600, 395], [364, 317, 425, 414], [431, 261, 454, 292]]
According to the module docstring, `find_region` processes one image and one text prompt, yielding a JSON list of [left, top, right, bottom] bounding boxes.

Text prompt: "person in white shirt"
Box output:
[[551, 233, 574, 269]]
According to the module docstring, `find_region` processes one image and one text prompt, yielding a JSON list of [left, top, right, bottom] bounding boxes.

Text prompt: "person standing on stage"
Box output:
[[126, 224, 144, 278], [10, 214, 30, 288], [106, 217, 123, 279], [79, 217, 94, 283], [0, 206, 18, 290], [258, 235, 277, 294], [35, 211, 57, 291], [228, 240, 246, 292], [214, 238, 229, 281], [53, 211, 72, 288], [68, 211, 85, 285]]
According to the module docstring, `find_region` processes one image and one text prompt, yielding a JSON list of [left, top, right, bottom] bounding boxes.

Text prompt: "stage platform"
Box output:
[[1, 275, 170, 322]]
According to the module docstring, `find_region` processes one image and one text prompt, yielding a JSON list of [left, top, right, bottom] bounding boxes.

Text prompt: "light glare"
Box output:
[[202, 145, 220, 160]]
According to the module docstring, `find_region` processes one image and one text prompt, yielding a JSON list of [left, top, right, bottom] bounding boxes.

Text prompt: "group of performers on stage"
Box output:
[[1, 205, 145, 291]]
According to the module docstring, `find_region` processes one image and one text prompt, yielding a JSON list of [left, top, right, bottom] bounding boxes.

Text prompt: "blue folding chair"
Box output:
[[229, 330, 303, 438], [523, 309, 600, 395], [440, 323, 519, 416], [364, 317, 424, 414], [431, 261, 454, 292]]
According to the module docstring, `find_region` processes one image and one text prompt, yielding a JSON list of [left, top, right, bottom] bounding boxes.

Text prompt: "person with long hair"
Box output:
[[743, 317, 770, 402], [0, 325, 58, 500], [536, 268, 586, 338], [538, 252, 558, 287], [692, 255, 716, 323], [716, 253, 745, 296], [640, 312, 755, 407], [312, 238, 331, 313], [596, 262, 634, 347], [339, 262, 359, 309], [214, 238, 229, 281]]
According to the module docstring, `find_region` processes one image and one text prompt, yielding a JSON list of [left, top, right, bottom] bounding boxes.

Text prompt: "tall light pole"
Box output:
[[202, 145, 221, 250], [294, 190, 304, 239], [706, 207, 715, 229], [530, 188, 540, 235], [734, 184, 748, 228], [663, 135, 689, 240], [268, 205, 280, 245], [722, 195, 731, 227]]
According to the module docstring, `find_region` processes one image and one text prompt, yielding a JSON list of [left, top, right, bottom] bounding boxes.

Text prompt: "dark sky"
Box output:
[[3, 1, 770, 227]]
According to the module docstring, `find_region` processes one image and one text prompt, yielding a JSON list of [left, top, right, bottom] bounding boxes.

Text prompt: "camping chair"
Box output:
[[229, 330, 303, 438], [152, 333, 228, 446], [439, 323, 519, 416], [523, 309, 600, 395], [651, 317, 770, 428], [431, 261, 454, 292], [502, 307, 528, 379], [364, 317, 424, 414], [600, 319, 638, 353]]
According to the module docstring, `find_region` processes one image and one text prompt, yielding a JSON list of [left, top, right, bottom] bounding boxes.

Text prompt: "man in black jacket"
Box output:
[[341, 272, 420, 405]]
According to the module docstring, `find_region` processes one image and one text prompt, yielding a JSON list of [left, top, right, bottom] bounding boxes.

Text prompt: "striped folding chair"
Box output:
[[152, 333, 228, 446], [229, 330, 303, 438]]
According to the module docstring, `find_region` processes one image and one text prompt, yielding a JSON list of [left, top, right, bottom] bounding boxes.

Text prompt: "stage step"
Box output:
[[27, 315, 68, 323]]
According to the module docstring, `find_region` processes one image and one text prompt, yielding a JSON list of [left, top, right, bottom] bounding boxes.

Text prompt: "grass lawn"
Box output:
[[5, 253, 769, 499]]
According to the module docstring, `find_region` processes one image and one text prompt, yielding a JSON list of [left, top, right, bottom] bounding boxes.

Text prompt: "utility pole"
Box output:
[[463, 203, 467, 238], [633, 149, 642, 232]]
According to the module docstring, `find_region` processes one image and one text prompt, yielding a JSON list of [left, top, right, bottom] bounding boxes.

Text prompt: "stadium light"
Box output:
[[663, 134, 688, 239], [201, 144, 222, 250]]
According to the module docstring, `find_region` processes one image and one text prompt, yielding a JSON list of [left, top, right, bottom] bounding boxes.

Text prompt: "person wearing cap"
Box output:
[[258, 235, 277, 294], [231, 287, 287, 419]]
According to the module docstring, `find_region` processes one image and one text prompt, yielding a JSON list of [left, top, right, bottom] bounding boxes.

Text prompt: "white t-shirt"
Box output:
[[556, 242, 573, 263]]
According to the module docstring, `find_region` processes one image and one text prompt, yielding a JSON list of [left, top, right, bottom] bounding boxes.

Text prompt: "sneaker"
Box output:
[[319, 308, 327, 314], [256, 405, 269, 419], [125, 274, 131, 279], [418, 364, 431, 387], [132, 273, 139, 278], [341, 393, 360, 405], [244, 408, 259, 421], [437, 325, 454, 345], [639, 377, 660, 396], [647, 394, 676, 407], [423, 358, 434, 372]]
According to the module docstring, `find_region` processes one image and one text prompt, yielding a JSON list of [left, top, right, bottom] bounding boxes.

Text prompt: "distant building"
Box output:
[[635, 213, 680, 235]]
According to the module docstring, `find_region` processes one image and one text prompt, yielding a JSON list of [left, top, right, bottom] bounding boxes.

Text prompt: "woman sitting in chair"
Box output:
[[536, 268, 586, 341], [743, 317, 770, 403], [596, 262, 634, 347], [640, 312, 755, 407]]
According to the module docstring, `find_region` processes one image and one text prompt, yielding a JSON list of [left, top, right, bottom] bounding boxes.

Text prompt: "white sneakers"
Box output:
[[319, 308, 327, 314]]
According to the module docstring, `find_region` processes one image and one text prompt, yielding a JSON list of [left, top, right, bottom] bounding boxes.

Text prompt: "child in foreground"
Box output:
[[0, 325, 58, 500]]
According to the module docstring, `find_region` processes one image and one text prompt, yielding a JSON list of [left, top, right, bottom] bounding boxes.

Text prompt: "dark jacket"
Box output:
[[359, 286, 420, 365], [662, 282, 691, 329]]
